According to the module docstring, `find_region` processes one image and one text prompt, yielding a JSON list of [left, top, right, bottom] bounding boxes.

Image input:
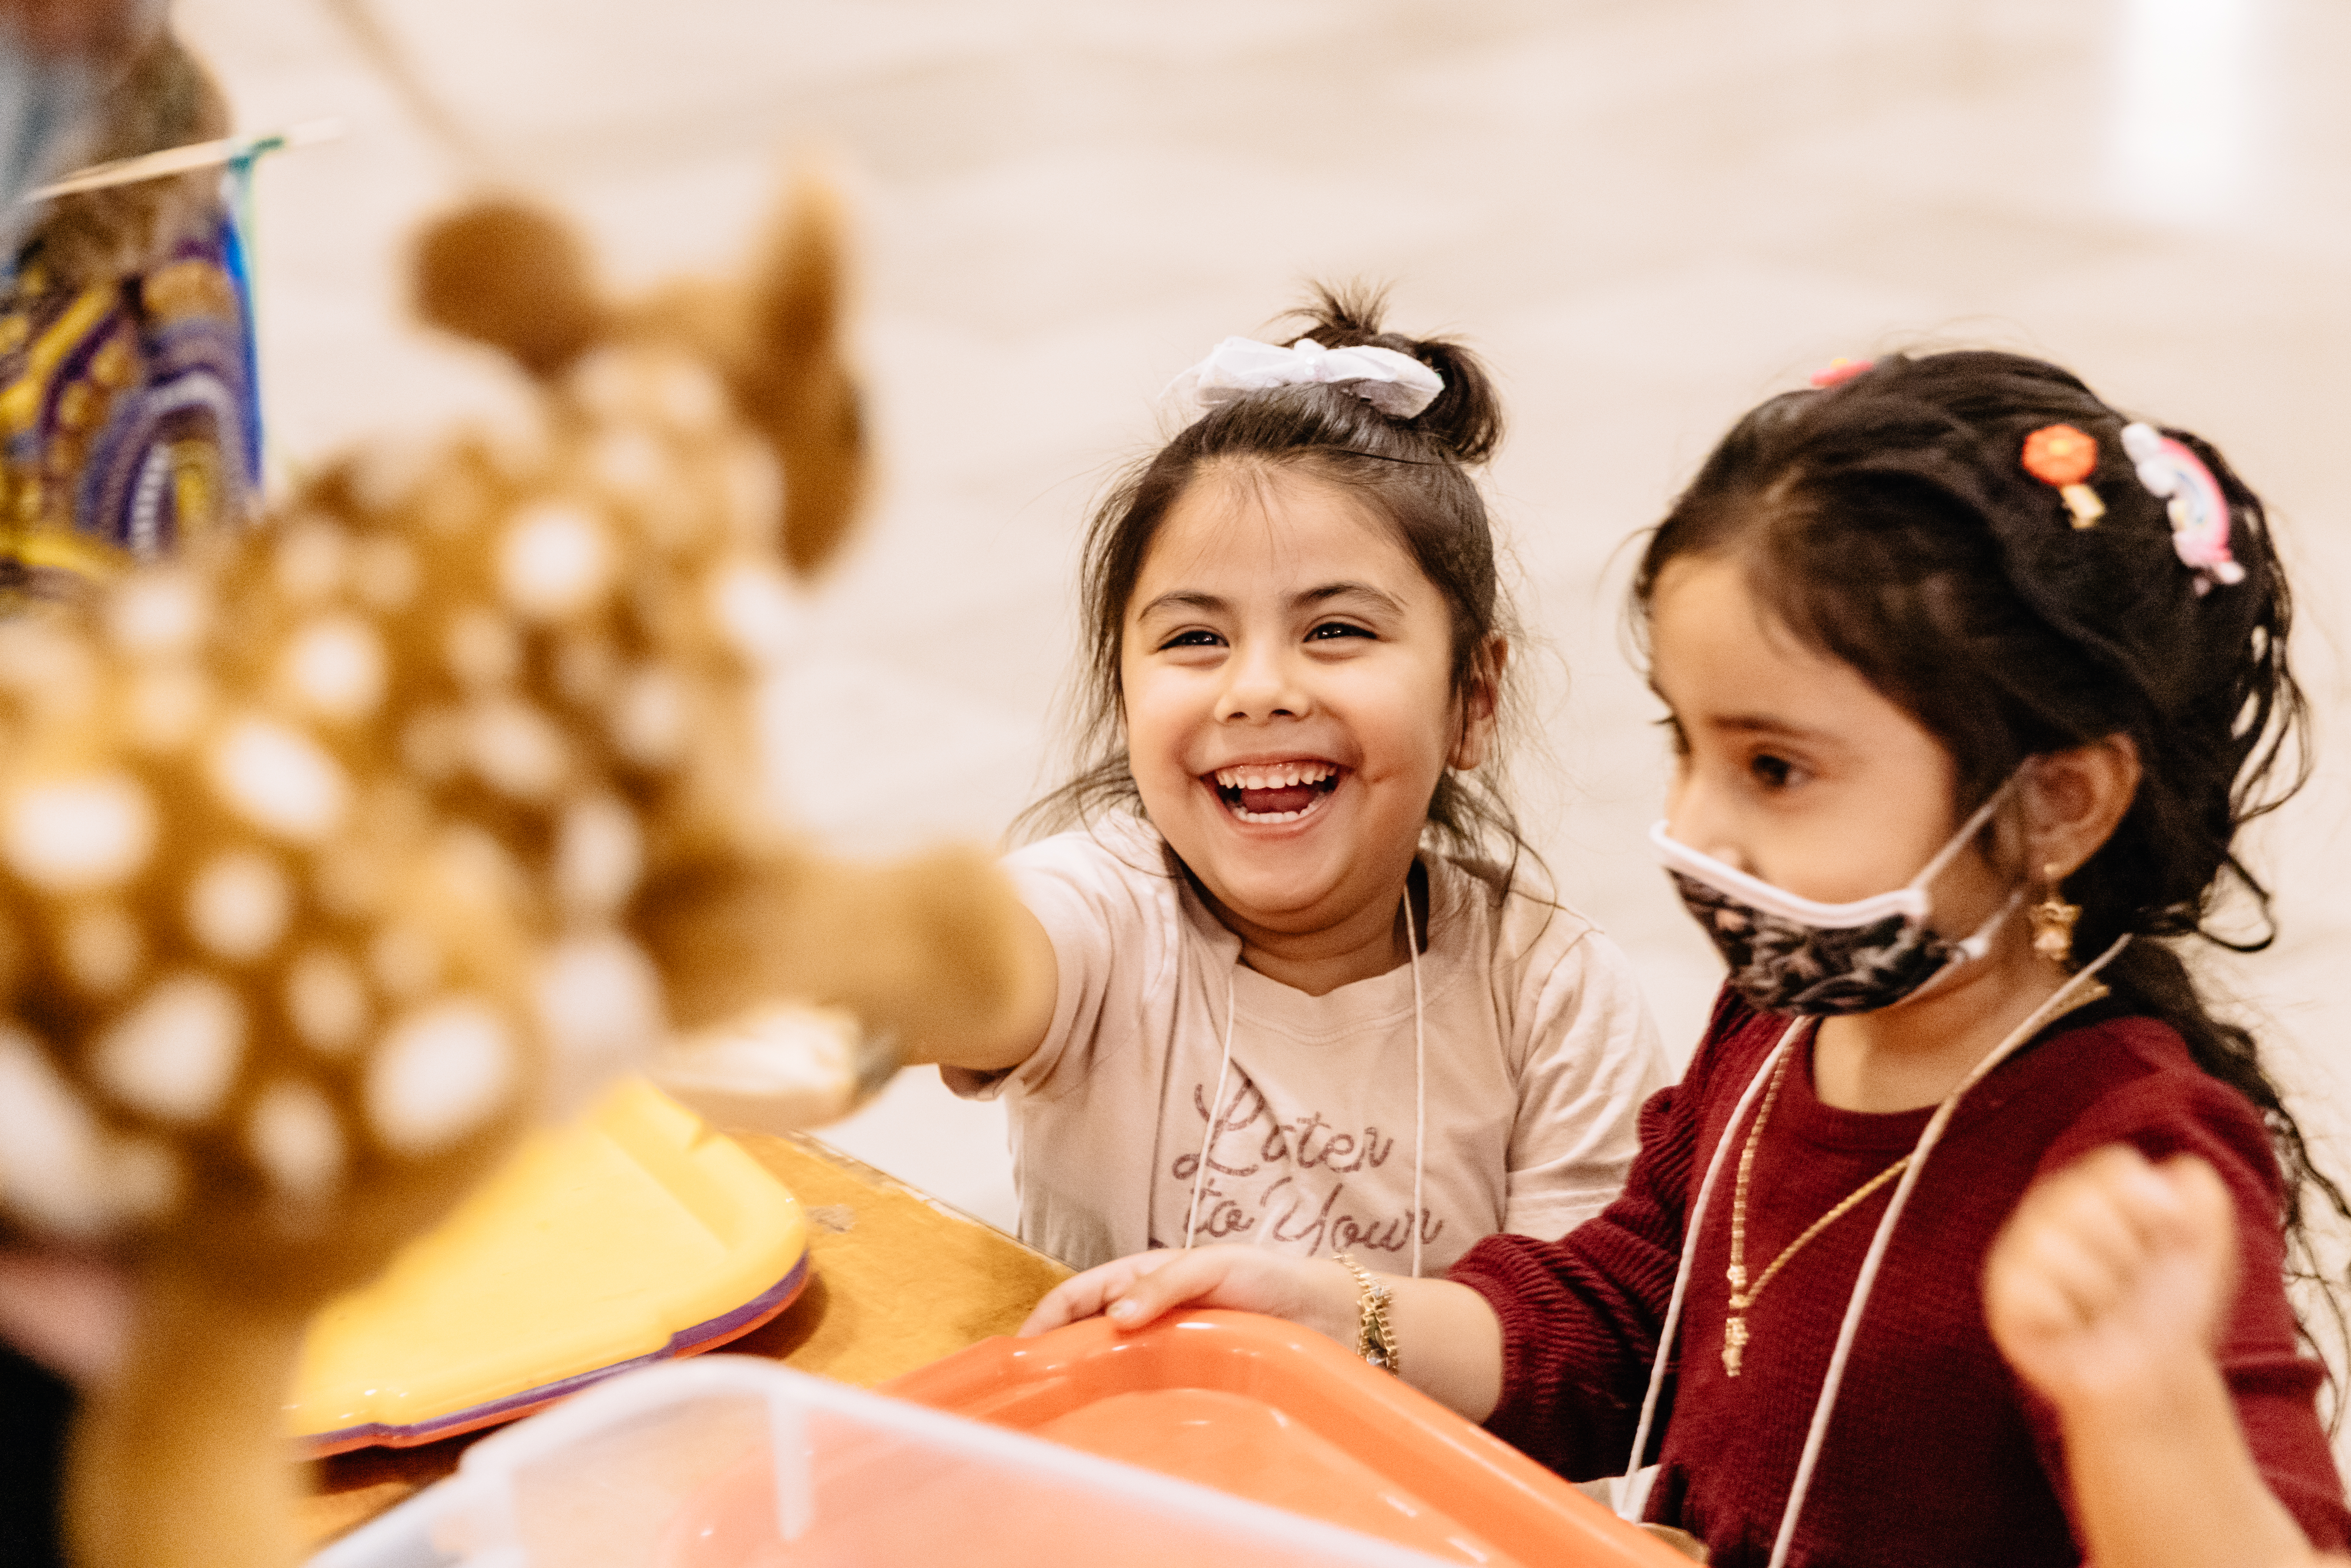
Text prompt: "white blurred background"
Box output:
[[175, 0, 2351, 1288]]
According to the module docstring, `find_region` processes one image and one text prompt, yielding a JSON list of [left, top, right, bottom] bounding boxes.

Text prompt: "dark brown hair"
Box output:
[[1018, 286, 1529, 872], [1632, 349, 2345, 1340]]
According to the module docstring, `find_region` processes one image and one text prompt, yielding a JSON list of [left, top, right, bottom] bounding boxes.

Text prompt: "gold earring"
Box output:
[[2028, 861, 2079, 968]]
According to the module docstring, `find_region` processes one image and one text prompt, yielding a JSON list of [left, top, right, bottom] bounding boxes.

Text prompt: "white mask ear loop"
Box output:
[[1907, 780, 2015, 893], [1859, 781, 2025, 1012], [1183, 968, 1239, 1249], [1896, 887, 2025, 1010], [1405, 878, 1426, 1281], [1759, 934, 2132, 1568]]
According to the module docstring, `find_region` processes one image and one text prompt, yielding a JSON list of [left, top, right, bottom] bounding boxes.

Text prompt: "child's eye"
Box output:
[[1750, 753, 1797, 790], [1305, 621, 1374, 642], [1655, 715, 1687, 758], [1157, 629, 1224, 650]]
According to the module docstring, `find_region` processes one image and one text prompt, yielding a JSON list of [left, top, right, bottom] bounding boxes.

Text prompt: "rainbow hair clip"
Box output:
[[1808, 357, 1873, 388], [2122, 423, 2245, 593]]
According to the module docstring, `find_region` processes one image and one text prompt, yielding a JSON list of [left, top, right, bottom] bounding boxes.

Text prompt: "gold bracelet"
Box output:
[[1334, 1252, 1399, 1377]]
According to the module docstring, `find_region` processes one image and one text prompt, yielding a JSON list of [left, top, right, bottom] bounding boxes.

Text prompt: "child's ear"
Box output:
[[1448, 635, 1509, 771], [2023, 734, 2142, 875]]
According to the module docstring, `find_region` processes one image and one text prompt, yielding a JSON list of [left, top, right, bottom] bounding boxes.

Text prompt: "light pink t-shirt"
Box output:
[[945, 817, 1670, 1274]]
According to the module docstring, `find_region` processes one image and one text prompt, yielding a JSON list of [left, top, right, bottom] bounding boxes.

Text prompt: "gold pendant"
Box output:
[[1722, 1314, 1748, 1378]]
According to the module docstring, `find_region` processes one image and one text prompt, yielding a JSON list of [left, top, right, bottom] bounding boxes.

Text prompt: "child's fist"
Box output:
[[1984, 1145, 2236, 1408]]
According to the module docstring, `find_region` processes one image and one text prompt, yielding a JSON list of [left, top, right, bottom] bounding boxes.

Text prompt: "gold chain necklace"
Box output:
[[1719, 982, 2110, 1379], [1722, 1047, 1909, 1378]]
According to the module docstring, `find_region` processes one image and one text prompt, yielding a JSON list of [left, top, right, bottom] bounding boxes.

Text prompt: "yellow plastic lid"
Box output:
[[288, 1079, 810, 1454]]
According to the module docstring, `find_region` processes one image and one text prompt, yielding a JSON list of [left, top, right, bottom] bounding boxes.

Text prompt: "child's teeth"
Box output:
[[1213, 762, 1338, 790]]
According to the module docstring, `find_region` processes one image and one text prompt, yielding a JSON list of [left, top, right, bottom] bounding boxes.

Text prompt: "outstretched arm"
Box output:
[[641, 844, 1059, 1074], [1022, 1247, 1506, 1423], [1985, 1145, 2347, 1568], [886, 888, 1057, 1073]]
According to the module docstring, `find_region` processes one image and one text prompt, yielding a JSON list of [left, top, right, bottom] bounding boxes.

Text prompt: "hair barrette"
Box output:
[[2021, 424, 2106, 528], [1808, 357, 1873, 389], [2121, 422, 2246, 594]]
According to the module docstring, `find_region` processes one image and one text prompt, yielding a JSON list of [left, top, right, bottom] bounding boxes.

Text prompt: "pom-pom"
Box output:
[[412, 200, 605, 378]]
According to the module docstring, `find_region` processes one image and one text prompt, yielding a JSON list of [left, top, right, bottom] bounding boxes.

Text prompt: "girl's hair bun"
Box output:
[[1279, 284, 1504, 464]]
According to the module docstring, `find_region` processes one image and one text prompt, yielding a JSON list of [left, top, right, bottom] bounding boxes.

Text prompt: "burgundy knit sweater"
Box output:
[[1448, 991, 2349, 1568]]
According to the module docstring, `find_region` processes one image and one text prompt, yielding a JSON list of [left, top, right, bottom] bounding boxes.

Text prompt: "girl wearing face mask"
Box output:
[[1024, 351, 2350, 1568], [910, 291, 1670, 1278]]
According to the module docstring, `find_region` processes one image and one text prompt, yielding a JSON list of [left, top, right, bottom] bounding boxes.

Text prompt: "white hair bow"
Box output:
[[1165, 336, 1445, 420]]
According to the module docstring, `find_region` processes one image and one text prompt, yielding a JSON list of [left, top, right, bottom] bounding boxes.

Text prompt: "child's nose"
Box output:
[[1216, 641, 1308, 723], [1665, 777, 1745, 868]]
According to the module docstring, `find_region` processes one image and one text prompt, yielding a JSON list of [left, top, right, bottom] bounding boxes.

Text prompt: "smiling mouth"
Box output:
[[1209, 761, 1343, 824]]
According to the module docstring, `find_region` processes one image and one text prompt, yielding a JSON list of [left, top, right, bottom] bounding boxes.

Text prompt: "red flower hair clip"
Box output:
[[2021, 424, 2106, 528]]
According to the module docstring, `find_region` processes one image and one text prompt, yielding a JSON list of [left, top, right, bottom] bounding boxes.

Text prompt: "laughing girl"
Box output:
[[911, 292, 1669, 1275]]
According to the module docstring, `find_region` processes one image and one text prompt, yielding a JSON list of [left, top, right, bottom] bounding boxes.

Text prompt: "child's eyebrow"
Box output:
[[1709, 713, 1836, 744], [1295, 581, 1405, 615], [1651, 681, 1825, 741], [1132, 583, 1406, 620], [1133, 590, 1228, 619]]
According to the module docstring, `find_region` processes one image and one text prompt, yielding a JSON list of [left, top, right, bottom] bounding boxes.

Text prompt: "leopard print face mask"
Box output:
[[1649, 784, 2018, 1017]]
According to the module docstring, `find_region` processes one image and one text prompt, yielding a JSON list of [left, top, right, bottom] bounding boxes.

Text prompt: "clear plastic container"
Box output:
[[306, 1355, 1466, 1568]]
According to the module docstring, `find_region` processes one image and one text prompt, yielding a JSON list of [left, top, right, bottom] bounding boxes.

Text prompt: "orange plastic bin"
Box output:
[[874, 1309, 1688, 1568]]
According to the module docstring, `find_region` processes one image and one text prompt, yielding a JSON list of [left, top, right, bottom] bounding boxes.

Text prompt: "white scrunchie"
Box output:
[[1164, 336, 1445, 420]]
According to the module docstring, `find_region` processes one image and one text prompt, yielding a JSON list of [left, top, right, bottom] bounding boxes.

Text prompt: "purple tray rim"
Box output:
[[300, 1244, 813, 1456]]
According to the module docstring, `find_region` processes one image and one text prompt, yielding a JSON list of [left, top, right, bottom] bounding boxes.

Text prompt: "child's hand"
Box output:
[[1021, 1247, 1356, 1345], [1984, 1145, 2236, 1409]]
